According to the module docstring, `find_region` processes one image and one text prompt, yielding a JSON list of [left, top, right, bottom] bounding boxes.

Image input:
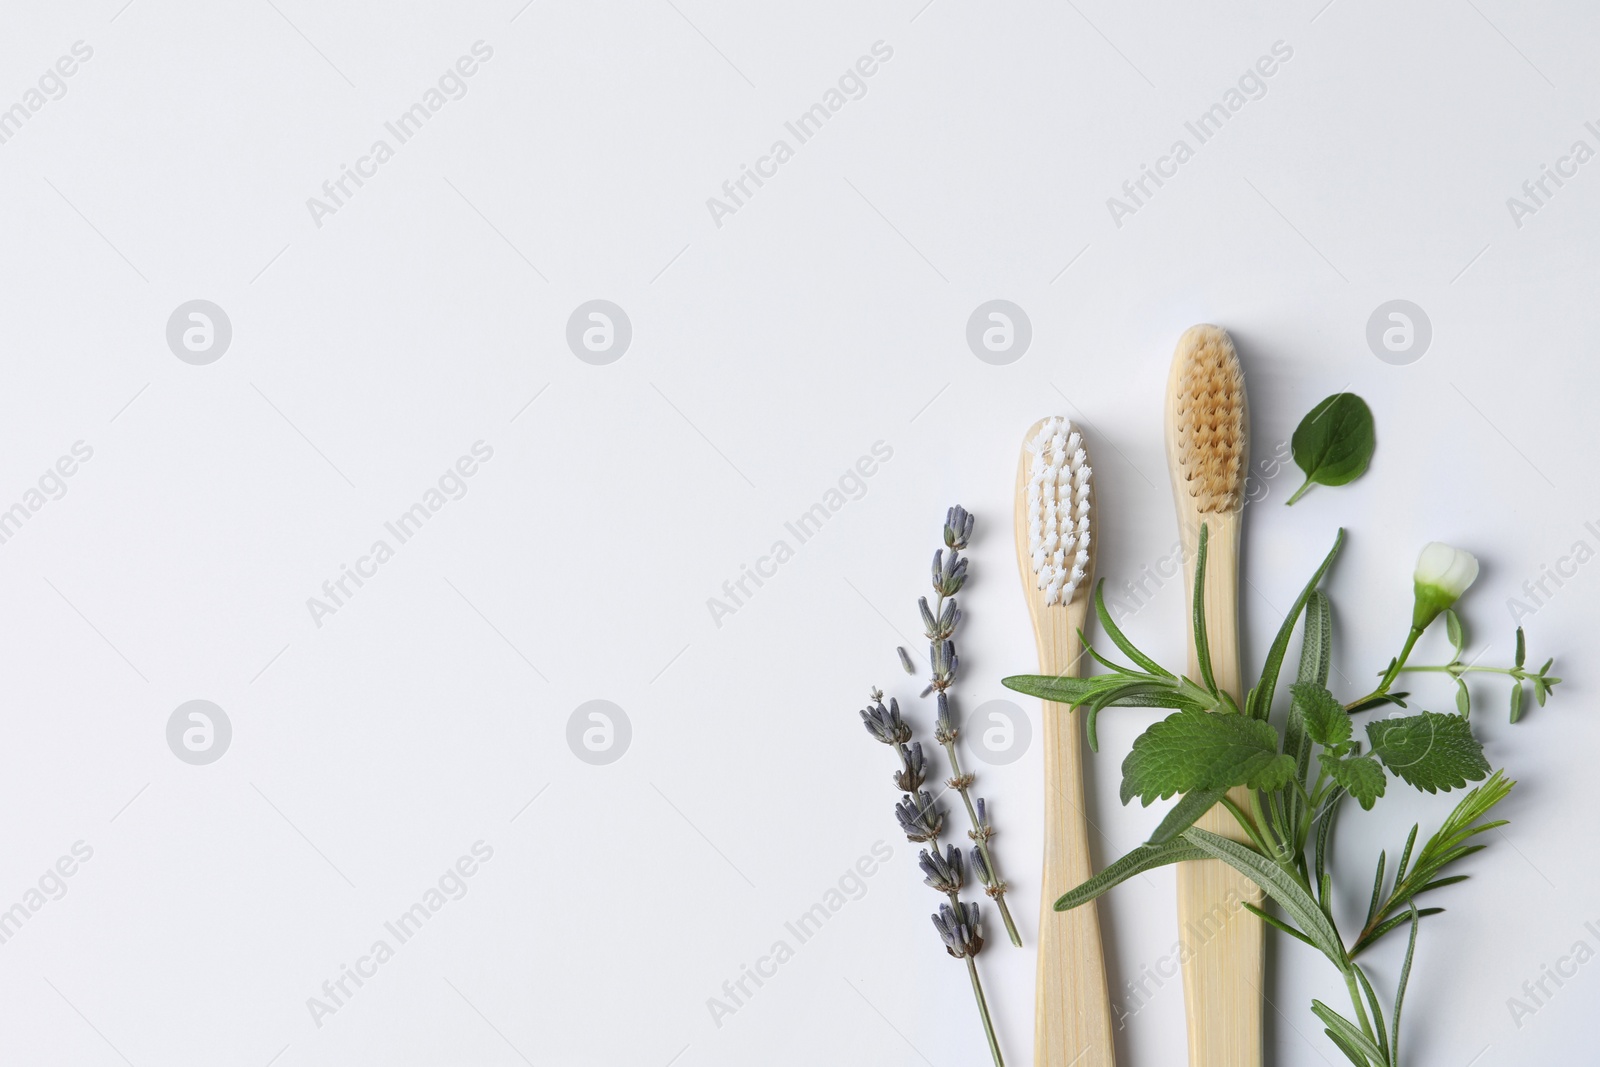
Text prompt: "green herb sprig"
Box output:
[[1004, 527, 1559, 1067], [1395, 609, 1561, 723]]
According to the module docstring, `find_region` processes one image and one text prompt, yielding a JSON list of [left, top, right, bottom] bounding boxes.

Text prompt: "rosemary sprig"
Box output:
[[921, 505, 1022, 948], [861, 690, 1004, 1067]]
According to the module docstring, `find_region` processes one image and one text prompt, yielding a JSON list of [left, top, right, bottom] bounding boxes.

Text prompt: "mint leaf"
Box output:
[[1121, 707, 1294, 806], [1292, 682, 1350, 748], [1286, 393, 1376, 505], [1366, 712, 1489, 793], [1320, 752, 1386, 810]]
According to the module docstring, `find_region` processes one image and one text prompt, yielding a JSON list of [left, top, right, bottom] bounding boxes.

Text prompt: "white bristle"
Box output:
[[1024, 416, 1092, 605]]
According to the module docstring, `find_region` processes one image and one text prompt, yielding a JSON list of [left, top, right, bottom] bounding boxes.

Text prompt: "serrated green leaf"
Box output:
[[1121, 707, 1294, 805], [1366, 712, 1489, 793], [1294, 682, 1351, 748], [1322, 752, 1387, 810], [1055, 839, 1207, 911], [1287, 393, 1376, 504]]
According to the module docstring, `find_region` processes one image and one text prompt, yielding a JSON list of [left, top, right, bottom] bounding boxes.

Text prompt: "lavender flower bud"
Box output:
[[970, 797, 994, 842], [970, 845, 993, 886], [940, 597, 961, 638], [920, 596, 962, 640], [932, 548, 969, 597], [944, 505, 975, 550], [895, 791, 944, 843], [970, 845, 1006, 897], [860, 696, 911, 745], [931, 901, 985, 958], [929, 639, 959, 692], [919, 844, 966, 893], [934, 691, 956, 745], [894, 741, 928, 792]]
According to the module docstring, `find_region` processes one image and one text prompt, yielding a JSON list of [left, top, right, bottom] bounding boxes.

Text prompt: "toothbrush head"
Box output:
[[1024, 416, 1092, 607], [1171, 324, 1246, 515]]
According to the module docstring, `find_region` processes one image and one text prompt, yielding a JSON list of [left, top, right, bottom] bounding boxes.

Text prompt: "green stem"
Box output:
[[1346, 626, 1424, 710], [930, 586, 1022, 948], [1285, 477, 1315, 506], [966, 956, 1005, 1067], [944, 738, 1022, 947], [1343, 967, 1380, 1050], [1399, 664, 1519, 677]]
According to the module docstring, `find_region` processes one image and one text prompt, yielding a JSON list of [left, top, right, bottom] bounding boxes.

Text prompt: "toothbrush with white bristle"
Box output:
[[1013, 416, 1115, 1067]]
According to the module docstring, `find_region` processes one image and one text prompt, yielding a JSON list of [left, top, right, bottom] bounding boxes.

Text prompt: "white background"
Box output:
[[0, 1, 1596, 1065]]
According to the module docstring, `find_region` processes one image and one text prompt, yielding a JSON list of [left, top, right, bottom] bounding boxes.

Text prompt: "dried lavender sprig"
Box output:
[[933, 694, 1017, 944], [859, 689, 1004, 1067], [934, 902, 1004, 1067], [922, 507, 1021, 948]]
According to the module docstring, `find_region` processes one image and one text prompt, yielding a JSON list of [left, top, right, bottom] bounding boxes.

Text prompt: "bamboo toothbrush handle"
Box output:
[[1176, 512, 1263, 1067], [1035, 621, 1116, 1067]]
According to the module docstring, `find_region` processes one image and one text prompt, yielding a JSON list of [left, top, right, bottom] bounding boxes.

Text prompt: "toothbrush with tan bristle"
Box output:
[[1013, 416, 1115, 1067], [1164, 325, 1261, 1067]]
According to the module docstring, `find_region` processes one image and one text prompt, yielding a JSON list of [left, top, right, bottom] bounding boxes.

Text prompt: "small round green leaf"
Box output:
[[1286, 393, 1376, 505]]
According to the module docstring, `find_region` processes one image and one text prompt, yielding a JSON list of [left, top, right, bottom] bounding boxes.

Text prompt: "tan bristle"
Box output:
[[1173, 325, 1245, 514]]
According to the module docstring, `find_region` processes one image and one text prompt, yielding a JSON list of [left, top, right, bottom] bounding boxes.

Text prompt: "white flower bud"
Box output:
[[1412, 541, 1479, 628]]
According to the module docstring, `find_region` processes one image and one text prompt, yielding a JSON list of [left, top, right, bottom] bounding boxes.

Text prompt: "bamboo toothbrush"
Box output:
[[1163, 325, 1260, 1067], [1013, 416, 1115, 1067]]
